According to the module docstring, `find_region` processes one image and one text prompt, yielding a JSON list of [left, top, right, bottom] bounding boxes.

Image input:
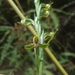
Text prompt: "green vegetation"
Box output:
[[0, 0, 75, 75]]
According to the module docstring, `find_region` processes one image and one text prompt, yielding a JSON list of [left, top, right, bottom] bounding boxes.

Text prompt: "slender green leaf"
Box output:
[[6, 32, 16, 43], [24, 43, 34, 50], [0, 26, 12, 31], [40, 43, 48, 48], [0, 0, 2, 6], [0, 30, 10, 43], [44, 70, 54, 75], [62, 52, 75, 57], [50, 11, 59, 29], [0, 43, 13, 65]]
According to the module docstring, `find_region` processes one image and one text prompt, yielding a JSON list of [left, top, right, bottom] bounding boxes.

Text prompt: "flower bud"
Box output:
[[49, 32, 55, 36], [43, 10, 50, 17], [45, 4, 50, 10], [21, 19, 25, 25]]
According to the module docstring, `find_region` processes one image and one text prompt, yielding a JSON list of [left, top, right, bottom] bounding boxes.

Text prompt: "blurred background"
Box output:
[[0, 0, 75, 75]]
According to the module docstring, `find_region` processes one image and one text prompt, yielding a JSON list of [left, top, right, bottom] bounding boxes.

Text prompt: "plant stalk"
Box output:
[[38, 47, 43, 75], [34, 0, 43, 74], [7, 0, 68, 75]]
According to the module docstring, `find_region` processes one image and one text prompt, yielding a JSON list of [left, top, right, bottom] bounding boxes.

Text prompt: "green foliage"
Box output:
[[0, 0, 75, 75], [50, 11, 59, 29], [0, 26, 12, 31], [0, 0, 3, 6], [61, 52, 75, 57]]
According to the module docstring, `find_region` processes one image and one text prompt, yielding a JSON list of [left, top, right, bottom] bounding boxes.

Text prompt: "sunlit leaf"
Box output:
[[24, 43, 34, 50], [40, 43, 48, 48], [20, 18, 34, 26]]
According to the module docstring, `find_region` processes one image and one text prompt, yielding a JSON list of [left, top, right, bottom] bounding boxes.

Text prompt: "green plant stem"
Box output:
[[38, 47, 43, 75], [34, 0, 43, 74], [35, 47, 43, 75], [34, 48, 39, 74], [7, 0, 68, 75]]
